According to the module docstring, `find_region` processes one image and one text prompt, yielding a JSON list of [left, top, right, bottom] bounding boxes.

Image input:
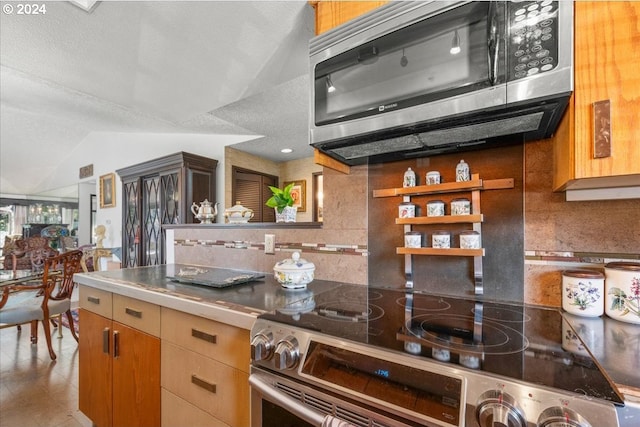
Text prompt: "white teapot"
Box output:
[[191, 199, 218, 224], [224, 201, 254, 223]]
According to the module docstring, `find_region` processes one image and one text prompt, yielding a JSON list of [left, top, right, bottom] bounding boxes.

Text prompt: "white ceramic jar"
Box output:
[[404, 232, 422, 248], [403, 167, 416, 187], [426, 200, 445, 217], [426, 171, 440, 185], [562, 269, 604, 317], [604, 262, 640, 324], [273, 251, 315, 289], [459, 231, 481, 249], [432, 231, 451, 249], [399, 202, 416, 218], [450, 198, 471, 216]]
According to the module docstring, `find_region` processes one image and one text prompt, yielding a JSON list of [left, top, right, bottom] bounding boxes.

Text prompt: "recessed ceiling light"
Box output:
[[281, 148, 293, 154]]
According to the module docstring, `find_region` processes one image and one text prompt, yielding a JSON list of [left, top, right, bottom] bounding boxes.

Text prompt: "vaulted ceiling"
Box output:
[[0, 1, 315, 197]]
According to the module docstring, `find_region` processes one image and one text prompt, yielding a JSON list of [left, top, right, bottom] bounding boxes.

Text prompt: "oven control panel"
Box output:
[[251, 319, 621, 427]]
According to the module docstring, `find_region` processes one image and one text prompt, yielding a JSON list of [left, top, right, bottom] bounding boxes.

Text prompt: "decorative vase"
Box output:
[[275, 206, 297, 223]]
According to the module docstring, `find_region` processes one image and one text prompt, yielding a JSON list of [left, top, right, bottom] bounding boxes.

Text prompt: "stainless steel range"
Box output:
[[249, 284, 628, 427]]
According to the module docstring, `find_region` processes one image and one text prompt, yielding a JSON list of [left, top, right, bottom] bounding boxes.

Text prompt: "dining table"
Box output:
[[0, 269, 45, 287]]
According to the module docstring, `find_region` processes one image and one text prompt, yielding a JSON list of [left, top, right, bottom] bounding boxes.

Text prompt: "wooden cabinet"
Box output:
[[79, 287, 161, 427], [117, 152, 218, 267], [160, 308, 250, 427], [553, 1, 640, 191], [310, 1, 387, 35], [373, 174, 513, 295]]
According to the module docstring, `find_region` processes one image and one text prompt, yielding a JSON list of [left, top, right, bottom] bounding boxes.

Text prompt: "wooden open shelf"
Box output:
[[396, 214, 483, 225], [373, 178, 513, 198], [396, 247, 485, 257], [376, 173, 514, 295]]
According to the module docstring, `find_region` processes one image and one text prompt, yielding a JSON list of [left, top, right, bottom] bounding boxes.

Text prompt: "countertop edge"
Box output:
[[74, 272, 259, 330]]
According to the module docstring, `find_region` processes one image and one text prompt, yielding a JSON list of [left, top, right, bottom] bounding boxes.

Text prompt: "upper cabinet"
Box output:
[[310, 1, 387, 35], [117, 152, 218, 267], [553, 1, 640, 192]]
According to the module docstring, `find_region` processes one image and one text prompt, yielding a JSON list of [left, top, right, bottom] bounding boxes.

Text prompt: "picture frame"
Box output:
[[284, 180, 306, 212], [100, 173, 116, 208]]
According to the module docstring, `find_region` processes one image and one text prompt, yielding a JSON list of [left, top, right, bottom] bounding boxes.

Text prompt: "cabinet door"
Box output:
[[112, 321, 161, 427], [122, 179, 140, 268], [79, 309, 113, 427], [312, 1, 387, 34], [142, 175, 162, 266], [573, 1, 640, 179]]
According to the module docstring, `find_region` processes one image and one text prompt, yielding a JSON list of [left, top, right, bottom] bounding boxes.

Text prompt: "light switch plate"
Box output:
[[264, 234, 275, 254]]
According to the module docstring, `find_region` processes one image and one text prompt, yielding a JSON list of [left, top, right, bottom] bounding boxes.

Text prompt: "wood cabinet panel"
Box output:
[[78, 285, 113, 318], [113, 294, 161, 337], [79, 309, 113, 427], [161, 307, 250, 373], [112, 322, 161, 427], [161, 341, 250, 427], [553, 2, 640, 190], [162, 389, 230, 427], [310, 1, 387, 35], [79, 288, 161, 427]]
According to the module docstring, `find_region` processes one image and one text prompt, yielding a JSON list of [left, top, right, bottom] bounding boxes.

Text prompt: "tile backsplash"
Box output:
[[170, 136, 639, 307]]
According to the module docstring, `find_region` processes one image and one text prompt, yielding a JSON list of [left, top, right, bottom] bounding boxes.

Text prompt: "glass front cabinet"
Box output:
[[117, 152, 218, 267]]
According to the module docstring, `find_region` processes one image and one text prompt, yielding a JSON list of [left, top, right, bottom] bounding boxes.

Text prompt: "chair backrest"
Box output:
[[44, 250, 83, 302]]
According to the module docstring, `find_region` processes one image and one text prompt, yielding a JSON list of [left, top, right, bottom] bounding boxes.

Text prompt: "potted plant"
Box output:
[[266, 183, 297, 222]]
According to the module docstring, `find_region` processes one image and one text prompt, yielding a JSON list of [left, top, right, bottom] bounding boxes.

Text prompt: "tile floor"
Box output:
[[0, 321, 92, 427]]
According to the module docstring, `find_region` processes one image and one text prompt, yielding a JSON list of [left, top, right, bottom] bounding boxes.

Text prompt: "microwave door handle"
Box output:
[[487, 1, 499, 86], [249, 374, 326, 426]]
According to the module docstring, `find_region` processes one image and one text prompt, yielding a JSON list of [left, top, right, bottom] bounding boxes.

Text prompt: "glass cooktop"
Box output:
[[259, 284, 624, 405]]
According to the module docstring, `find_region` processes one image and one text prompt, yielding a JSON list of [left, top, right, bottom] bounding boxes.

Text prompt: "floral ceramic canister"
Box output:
[[562, 270, 604, 317], [605, 262, 640, 324]]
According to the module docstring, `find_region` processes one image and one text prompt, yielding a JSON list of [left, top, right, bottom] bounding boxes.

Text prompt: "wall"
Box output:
[[170, 165, 368, 285]]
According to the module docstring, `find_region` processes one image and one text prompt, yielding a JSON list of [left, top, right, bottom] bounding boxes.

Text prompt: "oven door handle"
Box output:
[[249, 374, 330, 427]]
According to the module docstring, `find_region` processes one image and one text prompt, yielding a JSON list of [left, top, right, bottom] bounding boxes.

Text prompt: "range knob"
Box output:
[[476, 390, 526, 427], [250, 331, 274, 362], [537, 406, 592, 427], [273, 336, 299, 370]]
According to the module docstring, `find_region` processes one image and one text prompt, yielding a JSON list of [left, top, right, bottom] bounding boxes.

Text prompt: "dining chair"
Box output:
[[0, 250, 83, 360]]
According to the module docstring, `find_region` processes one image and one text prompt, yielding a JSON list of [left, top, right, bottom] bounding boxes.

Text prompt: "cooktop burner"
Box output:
[[260, 283, 624, 405]]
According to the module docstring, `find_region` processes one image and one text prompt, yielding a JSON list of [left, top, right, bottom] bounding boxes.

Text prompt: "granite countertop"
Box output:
[[564, 312, 640, 401], [73, 264, 343, 330], [74, 264, 640, 402]]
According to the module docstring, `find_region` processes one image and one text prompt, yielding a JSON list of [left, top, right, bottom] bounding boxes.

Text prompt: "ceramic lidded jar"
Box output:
[[562, 269, 604, 317], [605, 262, 640, 324], [274, 251, 315, 289], [224, 201, 254, 223]]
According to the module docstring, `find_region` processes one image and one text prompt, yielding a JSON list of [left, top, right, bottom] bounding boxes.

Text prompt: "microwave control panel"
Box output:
[[508, 0, 558, 80]]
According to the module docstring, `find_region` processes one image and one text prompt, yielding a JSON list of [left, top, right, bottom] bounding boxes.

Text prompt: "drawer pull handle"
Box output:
[[191, 375, 216, 394], [87, 296, 100, 304], [192, 329, 217, 344], [113, 331, 120, 358], [125, 307, 142, 318], [102, 328, 110, 354]]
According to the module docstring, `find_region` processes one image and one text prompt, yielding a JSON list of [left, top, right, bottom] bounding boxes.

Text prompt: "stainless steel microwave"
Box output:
[[309, 0, 573, 165]]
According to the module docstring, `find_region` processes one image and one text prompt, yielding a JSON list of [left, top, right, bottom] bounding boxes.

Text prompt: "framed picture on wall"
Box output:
[[100, 173, 116, 208], [284, 180, 306, 212]]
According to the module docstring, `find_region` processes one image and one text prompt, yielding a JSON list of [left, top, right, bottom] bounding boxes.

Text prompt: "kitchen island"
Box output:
[[74, 264, 345, 427]]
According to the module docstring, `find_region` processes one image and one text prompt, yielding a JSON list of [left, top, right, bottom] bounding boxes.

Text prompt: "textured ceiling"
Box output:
[[0, 1, 315, 196]]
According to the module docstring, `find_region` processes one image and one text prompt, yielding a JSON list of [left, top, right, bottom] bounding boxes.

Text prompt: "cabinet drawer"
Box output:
[[78, 286, 112, 318], [161, 308, 250, 373], [113, 294, 160, 337], [161, 341, 249, 427], [161, 389, 229, 427]]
